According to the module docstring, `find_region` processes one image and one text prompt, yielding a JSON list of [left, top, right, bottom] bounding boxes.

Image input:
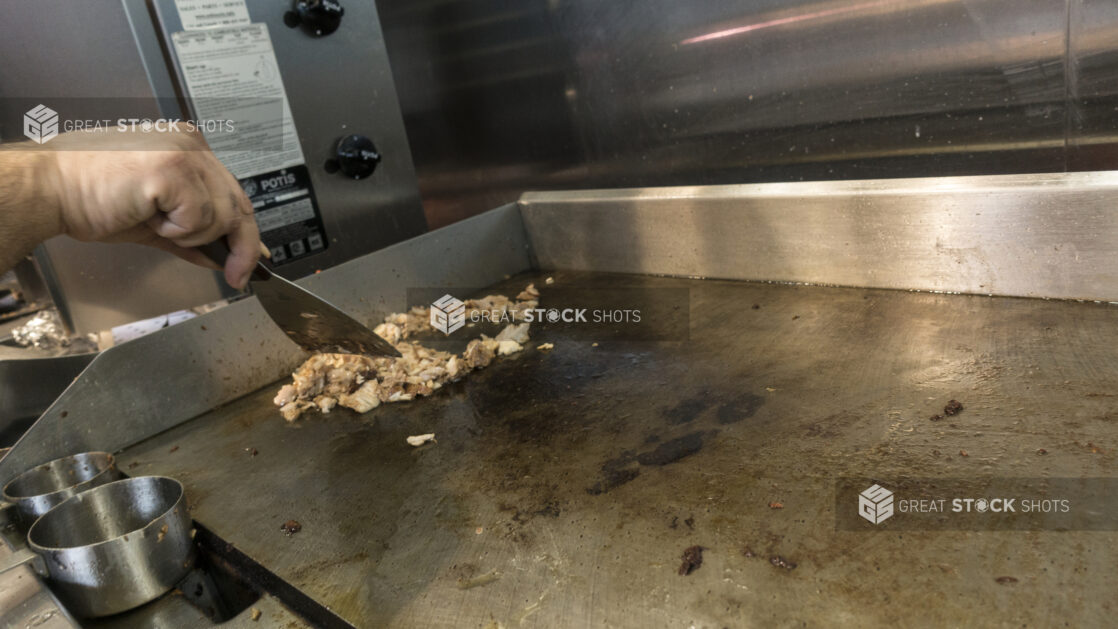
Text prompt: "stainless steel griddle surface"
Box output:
[[119, 271, 1118, 628]]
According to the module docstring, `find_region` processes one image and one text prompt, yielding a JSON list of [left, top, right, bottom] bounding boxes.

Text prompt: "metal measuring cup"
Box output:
[[0, 451, 119, 529]]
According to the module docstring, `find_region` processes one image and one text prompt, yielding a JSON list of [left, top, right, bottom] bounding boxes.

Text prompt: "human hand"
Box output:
[[44, 129, 260, 289]]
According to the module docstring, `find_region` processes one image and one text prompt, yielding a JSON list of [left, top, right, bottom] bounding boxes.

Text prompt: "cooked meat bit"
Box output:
[[768, 502, 784, 509], [929, 414, 943, 421], [995, 576, 1018, 584], [274, 385, 297, 407], [338, 381, 380, 413], [464, 294, 538, 323], [678, 545, 704, 576], [495, 322, 530, 344], [517, 284, 540, 300], [944, 399, 964, 416], [279, 400, 315, 422], [497, 340, 523, 356], [382, 306, 432, 337], [280, 520, 301, 535], [250, 608, 262, 621], [406, 433, 436, 447], [769, 555, 797, 570], [464, 337, 497, 369], [373, 322, 403, 345], [537, 343, 554, 351]]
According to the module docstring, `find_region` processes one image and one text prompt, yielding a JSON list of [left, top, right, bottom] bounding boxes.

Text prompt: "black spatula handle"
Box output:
[[197, 240, 271, 284]]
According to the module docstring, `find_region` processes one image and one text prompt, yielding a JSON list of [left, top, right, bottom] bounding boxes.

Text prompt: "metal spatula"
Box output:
[[199, 241, 401, 358]]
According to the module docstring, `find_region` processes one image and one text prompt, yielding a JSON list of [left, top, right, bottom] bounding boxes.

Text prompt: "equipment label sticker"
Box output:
[[241, 165, 328, 265]]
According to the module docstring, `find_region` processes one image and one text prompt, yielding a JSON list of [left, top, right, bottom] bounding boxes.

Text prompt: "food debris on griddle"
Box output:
[[678, 545, 704, 576], [516, 284, 540, 301], [456, 570, 501, 590], [769, 502, 784, 509], [406, 433, 436, 447], [944, 399, 964, 416], [273, 286, 539, 421], [995, 576, 1018, 584], [769, 555, 797, 570], [280, 520, 302, 535]]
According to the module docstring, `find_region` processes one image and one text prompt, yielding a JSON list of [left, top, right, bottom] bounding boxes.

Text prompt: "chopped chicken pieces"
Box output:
[[406, 433, 436, 447], [495, 322, 530, 344], [275, 286, 540, 421], [463, 336, 498, 370], [516, 284, 540, 300], [537, 343, 554, 351], [497, 340, 523, 355]]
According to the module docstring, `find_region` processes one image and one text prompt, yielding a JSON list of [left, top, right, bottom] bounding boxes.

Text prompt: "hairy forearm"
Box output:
[[0, 144, 62, 273]]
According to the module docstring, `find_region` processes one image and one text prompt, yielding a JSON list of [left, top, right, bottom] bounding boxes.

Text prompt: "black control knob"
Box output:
[[326, 134, 380, 180], [284, 0, 344, 37]]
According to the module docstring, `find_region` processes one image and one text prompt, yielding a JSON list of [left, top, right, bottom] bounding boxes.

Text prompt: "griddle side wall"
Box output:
[[518, 172, 1118, 302]]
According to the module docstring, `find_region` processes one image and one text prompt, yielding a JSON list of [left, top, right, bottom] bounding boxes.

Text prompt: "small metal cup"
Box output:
[[1, 451, 119, 528], [26, 476, 195, 617]]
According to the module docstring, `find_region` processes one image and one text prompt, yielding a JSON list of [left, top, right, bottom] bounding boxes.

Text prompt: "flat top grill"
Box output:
[[117, 270, 1118, 628]]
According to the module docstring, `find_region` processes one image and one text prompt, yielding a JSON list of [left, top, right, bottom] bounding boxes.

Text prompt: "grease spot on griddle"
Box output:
[[637, 431, 708, 466], [664, 396, 713, 425], [716, 393, 764, 424], [587, 466, 640, 495], [588, 430, 714, 493]]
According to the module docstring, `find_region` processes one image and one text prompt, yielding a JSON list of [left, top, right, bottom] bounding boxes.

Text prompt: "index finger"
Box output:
[[203, 153, 261, 289]]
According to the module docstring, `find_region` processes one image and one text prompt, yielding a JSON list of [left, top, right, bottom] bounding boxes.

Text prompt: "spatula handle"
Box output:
[[197, 240, 272, 283], [197, 240, 232, 268]]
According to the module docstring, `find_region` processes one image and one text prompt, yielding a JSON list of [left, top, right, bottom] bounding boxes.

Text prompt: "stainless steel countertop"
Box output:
[[117, 270, 1118, 627]]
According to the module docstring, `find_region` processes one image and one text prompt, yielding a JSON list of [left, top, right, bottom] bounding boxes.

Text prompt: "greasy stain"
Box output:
[[588, 431, 712, 493], [637, 431, 708, 466], [587, 463, 641, 495], [716, 393, 765, 424], [664, 395, 713, 425]]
